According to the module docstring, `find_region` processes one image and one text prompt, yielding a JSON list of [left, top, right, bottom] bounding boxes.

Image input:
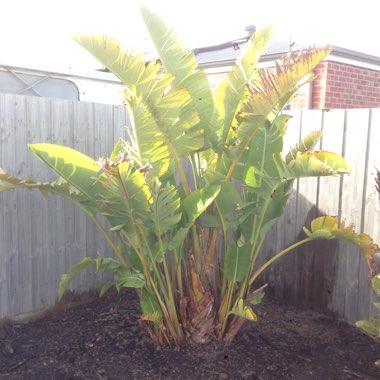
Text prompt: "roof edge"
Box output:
[[0, 63, 121, 83], [330, 46, 380, 66], [193, 36, 250, 54]]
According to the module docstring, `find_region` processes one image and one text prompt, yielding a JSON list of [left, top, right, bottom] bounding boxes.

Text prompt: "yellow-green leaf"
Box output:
[[214, 26, 273, 145], [305, 216, 378, 277], [140, 289, 163, 323], [372, 275, 380, 296], [241, 46, 331, 118], [250, 291, 265, 306], [224, 244, 251, 282], [356, 318, 380, 338], [230, 298, 257, 321], [285, 131, 322, 164], [140, 4, 197, 83], [58, 257, 96, 300], [288, 151, 350, 177], [99, 282, 115, 297], [29, 144, 103, 201]]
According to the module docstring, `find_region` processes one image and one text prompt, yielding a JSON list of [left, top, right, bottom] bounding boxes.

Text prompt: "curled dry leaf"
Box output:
[[304, 216, 379, 277]]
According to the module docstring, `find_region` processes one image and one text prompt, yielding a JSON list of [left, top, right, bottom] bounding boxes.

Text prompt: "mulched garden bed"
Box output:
[[1, 289, 379, 379]]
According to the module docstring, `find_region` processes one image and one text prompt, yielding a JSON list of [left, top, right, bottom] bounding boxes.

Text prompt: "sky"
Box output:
[[1, 0, 379, 71]]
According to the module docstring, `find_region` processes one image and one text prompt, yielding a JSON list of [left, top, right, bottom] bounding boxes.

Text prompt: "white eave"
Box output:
[[327, 47, 380, 71], [196, 39, 380, 72]]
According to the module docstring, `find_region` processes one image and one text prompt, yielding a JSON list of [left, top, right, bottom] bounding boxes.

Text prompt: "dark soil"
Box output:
[[0, 289, 379, 380]]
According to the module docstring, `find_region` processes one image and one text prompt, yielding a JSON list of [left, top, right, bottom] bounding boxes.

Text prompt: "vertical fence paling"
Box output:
[[362, 109, 380, 318], [0, 93, 378, 323], [318, 109, 345, 314]]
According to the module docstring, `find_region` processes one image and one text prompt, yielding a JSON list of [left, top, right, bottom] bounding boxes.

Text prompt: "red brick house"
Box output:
[[194, 35, 380, 110], [311, 52, 380, 109]]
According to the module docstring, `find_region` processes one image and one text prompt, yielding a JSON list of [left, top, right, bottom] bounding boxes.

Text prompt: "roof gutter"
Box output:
[[197, 45, 380, 71], [330, 46, 380, 66]]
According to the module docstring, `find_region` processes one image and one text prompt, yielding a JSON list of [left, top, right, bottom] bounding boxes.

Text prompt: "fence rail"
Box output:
[[0, 93, 379, 323]]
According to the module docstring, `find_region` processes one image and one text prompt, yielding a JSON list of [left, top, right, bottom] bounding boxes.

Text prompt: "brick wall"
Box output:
[[311, 61, 380, 109], [206, 60, 380, 110], [206, 71, 309, 110], [310, 62, 328, 109]]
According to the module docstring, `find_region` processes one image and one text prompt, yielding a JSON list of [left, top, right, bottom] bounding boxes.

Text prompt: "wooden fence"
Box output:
[[259, 108, 380, 322], [0, 94, 128, 320], [0, 93, 379, 323]]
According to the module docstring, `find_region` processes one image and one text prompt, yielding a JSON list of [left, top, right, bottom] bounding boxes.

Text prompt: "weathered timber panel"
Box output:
[[259, 109, 379, 323], [0, 94, 129, 319]]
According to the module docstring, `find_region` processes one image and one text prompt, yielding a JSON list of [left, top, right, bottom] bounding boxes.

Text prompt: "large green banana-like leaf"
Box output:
[[182, 184, 221, 222], [371, 275, 380, 297], [73, 34, 169, 101], [213, 26, 272, 146], [128, 95, 202, 176], [28, 143, 152, 245], [257, 184, 287, 240], [223, 244, 251, 282], [0, 167, 97, 211], [127, 98, 169, 176], [241, 47, 330, 119], [150, 180, 182, 236], [74, 34, 203, 177], [280, 150, 350, 178], [229, 115, 289, 244], [285, 130, 322, 164], [58, 257, 97, 300], [140, 4, 197, 83], [226, 47, 330, 176], [303, 216, 378, 276], [96, 161, 151, 238], [229, 298, 257, 321], [58, 256, 145, 300], [127, 87, 202, 177], [74, 35, 202, 162], [140, 288, 163, 323], [356, 318, 380, 338], [238, 128, 349, 245], [264, 150, 348, 231], [231, 114, 288, 183], [201, 170, 244, 232], [28, 144, 104, 201], [2, 148, 150, 267], [181, 71, 215, 145], [283, 130, 322, 194], [141, 5, 215, 144], [168, 184, 221, 250], [94, 161, 157, 270]]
